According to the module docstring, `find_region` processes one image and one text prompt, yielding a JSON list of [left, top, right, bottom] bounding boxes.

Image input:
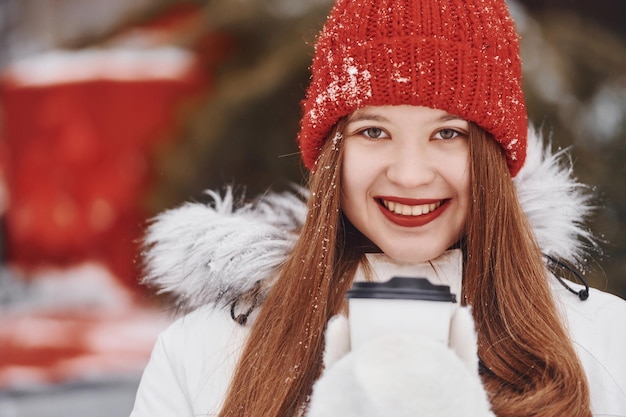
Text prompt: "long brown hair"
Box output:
[[218, 123, 591, 417], [463, 124, 591, 416], [218, 121, 361, 416]]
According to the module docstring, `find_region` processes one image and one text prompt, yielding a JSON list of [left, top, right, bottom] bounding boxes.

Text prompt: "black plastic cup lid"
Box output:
[[346, 276, 457, 302]]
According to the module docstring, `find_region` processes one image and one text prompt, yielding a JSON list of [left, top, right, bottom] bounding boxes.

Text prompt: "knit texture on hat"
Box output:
[[298, 0, 528, 176]]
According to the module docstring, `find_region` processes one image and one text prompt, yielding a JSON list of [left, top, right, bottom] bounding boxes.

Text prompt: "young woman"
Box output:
[[130, 0, 626, 416]]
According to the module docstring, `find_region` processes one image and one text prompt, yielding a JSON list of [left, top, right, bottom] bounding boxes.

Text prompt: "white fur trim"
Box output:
[[142, 187, 306, 312], [515, 126, 596, 266]]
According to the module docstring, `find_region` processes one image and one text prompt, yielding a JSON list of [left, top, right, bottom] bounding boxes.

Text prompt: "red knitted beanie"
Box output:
[[298, 0, 528, 176]]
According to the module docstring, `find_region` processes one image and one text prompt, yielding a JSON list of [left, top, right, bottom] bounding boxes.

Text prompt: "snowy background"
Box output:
[[0, 0, 624, 416]]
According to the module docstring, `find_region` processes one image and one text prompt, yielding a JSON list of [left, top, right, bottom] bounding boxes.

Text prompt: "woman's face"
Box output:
[[341, 105, 470, 263]]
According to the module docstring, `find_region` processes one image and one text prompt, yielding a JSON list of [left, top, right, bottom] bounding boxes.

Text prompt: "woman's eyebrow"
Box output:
[[347, 111, 466, 124], [346, 112, 389, 123], [437, 114, 466, 122]]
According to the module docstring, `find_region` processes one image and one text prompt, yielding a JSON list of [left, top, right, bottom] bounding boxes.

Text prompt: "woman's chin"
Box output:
[[379, 247, 446, 264]]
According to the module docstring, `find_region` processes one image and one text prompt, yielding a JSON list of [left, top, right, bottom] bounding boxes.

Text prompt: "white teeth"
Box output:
[[382, 199, 442, 216]]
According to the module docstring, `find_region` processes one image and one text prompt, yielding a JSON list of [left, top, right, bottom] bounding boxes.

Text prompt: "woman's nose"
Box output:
[[386, 143, 436, 187]]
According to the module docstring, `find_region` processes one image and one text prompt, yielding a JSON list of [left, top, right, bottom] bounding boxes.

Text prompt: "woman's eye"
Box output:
[[435, 129, 460, 140], [361, 127, 386, 139]]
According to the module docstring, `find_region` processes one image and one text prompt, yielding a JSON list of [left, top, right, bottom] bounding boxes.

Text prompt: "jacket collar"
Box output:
[[357, 250, 463, 300]]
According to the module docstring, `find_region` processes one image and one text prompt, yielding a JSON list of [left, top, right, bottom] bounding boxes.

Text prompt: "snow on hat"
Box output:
[[298, 0, 528, 176]]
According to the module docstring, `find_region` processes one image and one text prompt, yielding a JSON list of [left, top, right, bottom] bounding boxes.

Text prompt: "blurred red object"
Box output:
[[0, 4, 236, 392], [0, 47, 207, 288], [0, 263, 175, 388]]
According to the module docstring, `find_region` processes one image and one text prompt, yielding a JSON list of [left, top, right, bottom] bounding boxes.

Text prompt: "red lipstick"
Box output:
[[376, 197, 449, 227]]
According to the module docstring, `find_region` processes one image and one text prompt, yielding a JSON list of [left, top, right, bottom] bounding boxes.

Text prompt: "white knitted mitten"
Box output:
[[307, 308, 494, 417]]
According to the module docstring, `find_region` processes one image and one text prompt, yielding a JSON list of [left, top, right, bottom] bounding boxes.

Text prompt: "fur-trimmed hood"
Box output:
[[142, 127, 595, 313]]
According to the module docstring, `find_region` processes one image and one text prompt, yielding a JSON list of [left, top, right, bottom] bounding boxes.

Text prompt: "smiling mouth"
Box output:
[[379, 199, 444, 216]]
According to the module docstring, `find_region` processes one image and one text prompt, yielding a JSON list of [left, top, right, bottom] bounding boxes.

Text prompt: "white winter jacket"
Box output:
[[130, 129, 626, 416]]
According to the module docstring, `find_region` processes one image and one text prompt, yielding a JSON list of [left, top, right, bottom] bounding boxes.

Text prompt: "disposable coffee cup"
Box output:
[[345, 277, 457, 349]]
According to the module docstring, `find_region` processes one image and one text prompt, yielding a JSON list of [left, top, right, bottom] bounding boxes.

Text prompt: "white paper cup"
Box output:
[[346, 277, 457, 349]]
